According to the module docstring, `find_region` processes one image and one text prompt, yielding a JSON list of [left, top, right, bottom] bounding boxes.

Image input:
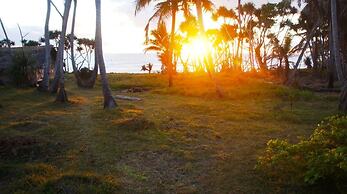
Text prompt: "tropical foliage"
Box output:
[[257, 116, 347, 192]]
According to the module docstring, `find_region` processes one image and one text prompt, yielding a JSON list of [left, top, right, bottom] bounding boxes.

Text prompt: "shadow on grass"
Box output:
[[0, 163, 121, 194]]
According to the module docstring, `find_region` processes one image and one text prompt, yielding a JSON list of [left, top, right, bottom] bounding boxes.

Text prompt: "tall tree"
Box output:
[[69, 0, 97, 88], [39, 0, 52, 91], [135, 0, 180, 87], [95, 0, 117, 108], [54, 0, 72, 102], [145, 21, 171, 72]]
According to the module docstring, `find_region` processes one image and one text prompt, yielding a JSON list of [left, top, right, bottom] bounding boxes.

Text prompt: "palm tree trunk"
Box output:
[[236, 0, 241, 65], [195, 0, 204, 31], [331, 0, 343, 81], [328, 21, 335, 88], [39, 0, 51, 92], [195, 0, 223, 97], [284, 55, 290, 81], [0, 18, 12, 49], [168, 4, 177, 87], [286, 19, 321, 84], [55, 0, 72, 102], [51, 0, 72, 94], [95, 0, 117, 108], [331, 0, 347, 111], [86, 56, 99, 88], [69, 0, 83, 87]]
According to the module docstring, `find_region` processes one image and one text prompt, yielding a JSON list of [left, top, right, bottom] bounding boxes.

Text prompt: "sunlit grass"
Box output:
[[0, 73, 340, 193]]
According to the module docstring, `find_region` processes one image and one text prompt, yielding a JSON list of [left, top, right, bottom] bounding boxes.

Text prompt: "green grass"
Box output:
[[0, 73, 340, 193]]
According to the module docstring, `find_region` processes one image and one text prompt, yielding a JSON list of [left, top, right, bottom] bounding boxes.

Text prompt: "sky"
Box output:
[[0, 0, 277, 54]]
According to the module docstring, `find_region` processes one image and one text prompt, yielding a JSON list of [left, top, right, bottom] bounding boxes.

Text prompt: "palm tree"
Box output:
[[39, 0, 51, 92], [135, 0, 179, 87], [270, 35, 292, 81], [145, 22, 171, 72], [55, 0, 72, 102], [186, 0, 213, 31], [189, 0, 224, 97], [95, 0, 117, 108]]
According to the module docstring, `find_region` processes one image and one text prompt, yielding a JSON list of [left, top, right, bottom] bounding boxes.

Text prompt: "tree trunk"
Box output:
[[328, 21, 335, 88], [255, 44, 267, 71], [95, 0, 117, 108], [286, 19, 321, 84], [331, 0, 347, 111], [168, 5, 177, 87], [284, 55, 290, 82], [195, 0, 223, 97], [331, 0, 343, 81], [39, 0, 51, 92], [55, 0, 72, 102], [195, 0, 204, 31], [51, 0, 72, 94], [70, 0, 81, 85], [311, 39, 319, 70], [0, 18, 12, 49]]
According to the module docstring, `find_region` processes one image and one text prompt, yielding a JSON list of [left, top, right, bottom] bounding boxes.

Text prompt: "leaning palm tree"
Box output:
[[55, 0, 72, 102], [39, 0, 51, 92], [95, 0, 117, 108], [0, 18, 12, 49], [135, 0, 180, 87]]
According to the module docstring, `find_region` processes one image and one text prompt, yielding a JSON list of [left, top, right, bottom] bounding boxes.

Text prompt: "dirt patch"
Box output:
[[0, 136, 62, 162], [120, 87, 150, 93], [114, 117, 155, 131], [69, 96, 88, 105]]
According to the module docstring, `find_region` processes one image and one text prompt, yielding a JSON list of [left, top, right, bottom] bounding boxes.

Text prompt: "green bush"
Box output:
[[9, 52, 38, 87], [256, 116, 347, 192]]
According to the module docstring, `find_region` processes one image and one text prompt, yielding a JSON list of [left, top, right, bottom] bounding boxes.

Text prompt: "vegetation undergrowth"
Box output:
[[256, 115, 347, 193]]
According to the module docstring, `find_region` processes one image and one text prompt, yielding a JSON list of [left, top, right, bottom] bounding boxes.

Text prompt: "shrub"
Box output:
[[256, 116, 347, 192], [9, 52, 38, 87], [78, 67, 93, 80]]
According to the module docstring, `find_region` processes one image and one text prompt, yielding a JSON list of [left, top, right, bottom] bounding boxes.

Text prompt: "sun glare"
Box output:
[[181, 36, 212, 61]]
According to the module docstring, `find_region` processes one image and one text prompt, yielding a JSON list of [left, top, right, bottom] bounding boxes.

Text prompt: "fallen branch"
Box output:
[[114, 95, 142, 101]]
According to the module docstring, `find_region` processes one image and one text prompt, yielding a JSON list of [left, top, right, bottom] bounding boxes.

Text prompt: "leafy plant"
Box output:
[[256, 116, 347, 192], [9, 52, 38, 87]]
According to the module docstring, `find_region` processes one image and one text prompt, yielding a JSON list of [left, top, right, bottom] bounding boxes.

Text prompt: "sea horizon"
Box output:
[[104, 53, 161, 73], [101, 53, 303, 74]]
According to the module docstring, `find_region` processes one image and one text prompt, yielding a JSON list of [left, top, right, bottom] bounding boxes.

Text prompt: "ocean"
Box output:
[[97, 53, 303, 73], [104, 53, 161, 73]]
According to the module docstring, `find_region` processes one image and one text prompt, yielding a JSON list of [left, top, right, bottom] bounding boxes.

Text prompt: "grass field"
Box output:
[[0, 73, 340, 193]]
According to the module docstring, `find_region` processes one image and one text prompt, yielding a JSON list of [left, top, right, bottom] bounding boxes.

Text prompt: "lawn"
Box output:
[[0, 73, 340, 193]]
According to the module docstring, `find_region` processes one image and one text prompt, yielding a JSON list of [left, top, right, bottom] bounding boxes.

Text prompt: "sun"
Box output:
[[181, 36, 212, 60]]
